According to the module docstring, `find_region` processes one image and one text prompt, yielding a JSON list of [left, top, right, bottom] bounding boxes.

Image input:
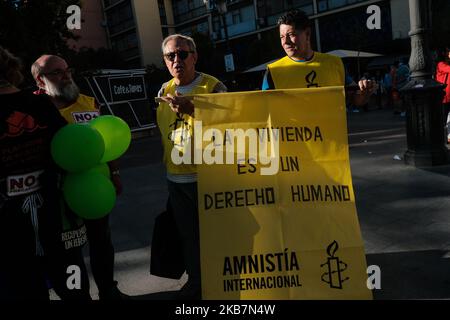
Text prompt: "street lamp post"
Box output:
[[402, 0, 448, 166]]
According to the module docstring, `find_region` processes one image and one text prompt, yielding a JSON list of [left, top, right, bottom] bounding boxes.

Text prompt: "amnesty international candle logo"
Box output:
[[305, 70, 319, 88], [169, 113, 191, 148], [320, 240, 349, 289]]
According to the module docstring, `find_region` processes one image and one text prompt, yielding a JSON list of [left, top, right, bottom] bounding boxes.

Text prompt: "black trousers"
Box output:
[[84, 214, 116, 293], [167, 181, 201, 285], [44, 214, 115, 299]]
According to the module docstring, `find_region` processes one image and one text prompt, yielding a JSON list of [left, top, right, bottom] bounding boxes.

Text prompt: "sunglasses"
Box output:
[[42, 67, 75, 77], [164, 50, 194, 62]]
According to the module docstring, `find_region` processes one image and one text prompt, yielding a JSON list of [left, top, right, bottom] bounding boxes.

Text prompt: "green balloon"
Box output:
[[86, 163, 111, 178], [63, 172, 116, 219], [89, 115, 131, 162], [51, 124, 105, 172]]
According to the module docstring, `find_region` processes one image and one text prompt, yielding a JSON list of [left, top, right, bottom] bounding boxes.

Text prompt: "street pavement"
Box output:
[[67, 107, 450, 300], [348, 109, 450, 299]]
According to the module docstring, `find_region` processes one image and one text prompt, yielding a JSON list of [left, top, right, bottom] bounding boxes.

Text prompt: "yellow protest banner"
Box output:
[[194, 87, 372, 300]]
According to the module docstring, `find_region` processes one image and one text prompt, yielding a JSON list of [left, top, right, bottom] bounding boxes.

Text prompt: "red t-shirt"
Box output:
[[436, 61, 450, 104]]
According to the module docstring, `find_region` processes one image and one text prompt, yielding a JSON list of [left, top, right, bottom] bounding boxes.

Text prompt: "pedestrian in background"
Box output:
[[395, 59, 410, 117], [391, 62, 402, 114], [435, 45, 450, 143], [382, 66, 393, 108]]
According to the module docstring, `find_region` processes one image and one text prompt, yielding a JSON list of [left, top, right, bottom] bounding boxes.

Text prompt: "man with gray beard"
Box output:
[[41, 71, 80, 104], [32, 55, 95, 120], [31, 55, 128, 300]]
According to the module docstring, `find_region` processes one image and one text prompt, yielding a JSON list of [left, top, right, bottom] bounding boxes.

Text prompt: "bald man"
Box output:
[[31, 55, 127, 300], [32, 55, 98, 119]]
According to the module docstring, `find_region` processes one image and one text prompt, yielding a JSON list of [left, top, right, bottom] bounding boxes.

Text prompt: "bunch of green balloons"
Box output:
[[51, 116, 131, 219]]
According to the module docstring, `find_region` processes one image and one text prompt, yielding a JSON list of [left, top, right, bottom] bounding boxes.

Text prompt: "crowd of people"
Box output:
[[0, 9, 447, 300], [344, 59, 411, 114], [375, 48, 450, 143]]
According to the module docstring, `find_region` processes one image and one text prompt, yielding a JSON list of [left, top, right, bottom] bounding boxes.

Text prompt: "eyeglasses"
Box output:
[[41, 67, 75, 77], [163, 50, 194, 62]]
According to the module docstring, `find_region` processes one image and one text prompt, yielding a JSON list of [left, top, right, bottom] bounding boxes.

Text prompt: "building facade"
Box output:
[[103, 0, 165, 68], [99, 0, 412, 71], [67, 0, 109, 51]]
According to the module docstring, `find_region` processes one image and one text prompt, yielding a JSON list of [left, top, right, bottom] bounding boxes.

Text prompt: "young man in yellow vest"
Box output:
[[262, 9, 376, 106], [157, 34, 227, 299], [31, 55, 127, 300]]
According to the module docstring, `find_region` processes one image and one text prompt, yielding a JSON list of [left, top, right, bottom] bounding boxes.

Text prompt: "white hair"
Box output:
[[43, 76, 80, 102], [161, 34, 197, 54]]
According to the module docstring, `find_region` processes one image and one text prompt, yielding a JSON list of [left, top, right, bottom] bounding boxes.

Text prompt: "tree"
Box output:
[[67, 47, 127, 72], [145, 63, 170, 95], [246, 29, 284, 68], [191, 31, 216, 74], [0, 0, 80, 76], [0, 1, 129, 87]]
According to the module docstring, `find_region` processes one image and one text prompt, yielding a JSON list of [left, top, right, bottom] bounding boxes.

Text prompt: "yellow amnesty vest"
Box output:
[[59, 94, 99, 124], [268, 52, 345, 89], [157, 73, 220, 175]]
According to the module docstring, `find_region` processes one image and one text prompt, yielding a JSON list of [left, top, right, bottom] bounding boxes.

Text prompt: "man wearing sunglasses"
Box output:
[[31, 55, 127, 300], [262, 10, 376, 107], [157, 34, 227, 300]]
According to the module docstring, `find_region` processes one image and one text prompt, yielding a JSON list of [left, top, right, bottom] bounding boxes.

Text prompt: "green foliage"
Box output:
[[191, 31, 215, 72], [67, 47, 127, 72], [144, 63, 171, 108], [145, 63, 171, 86], [246, 29, 284, 69], [0, 1, 127, 86], [0, 0, 80, 65]]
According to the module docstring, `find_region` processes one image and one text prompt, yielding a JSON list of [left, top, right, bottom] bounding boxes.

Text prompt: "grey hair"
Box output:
[[161, 34, 197, 54]]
